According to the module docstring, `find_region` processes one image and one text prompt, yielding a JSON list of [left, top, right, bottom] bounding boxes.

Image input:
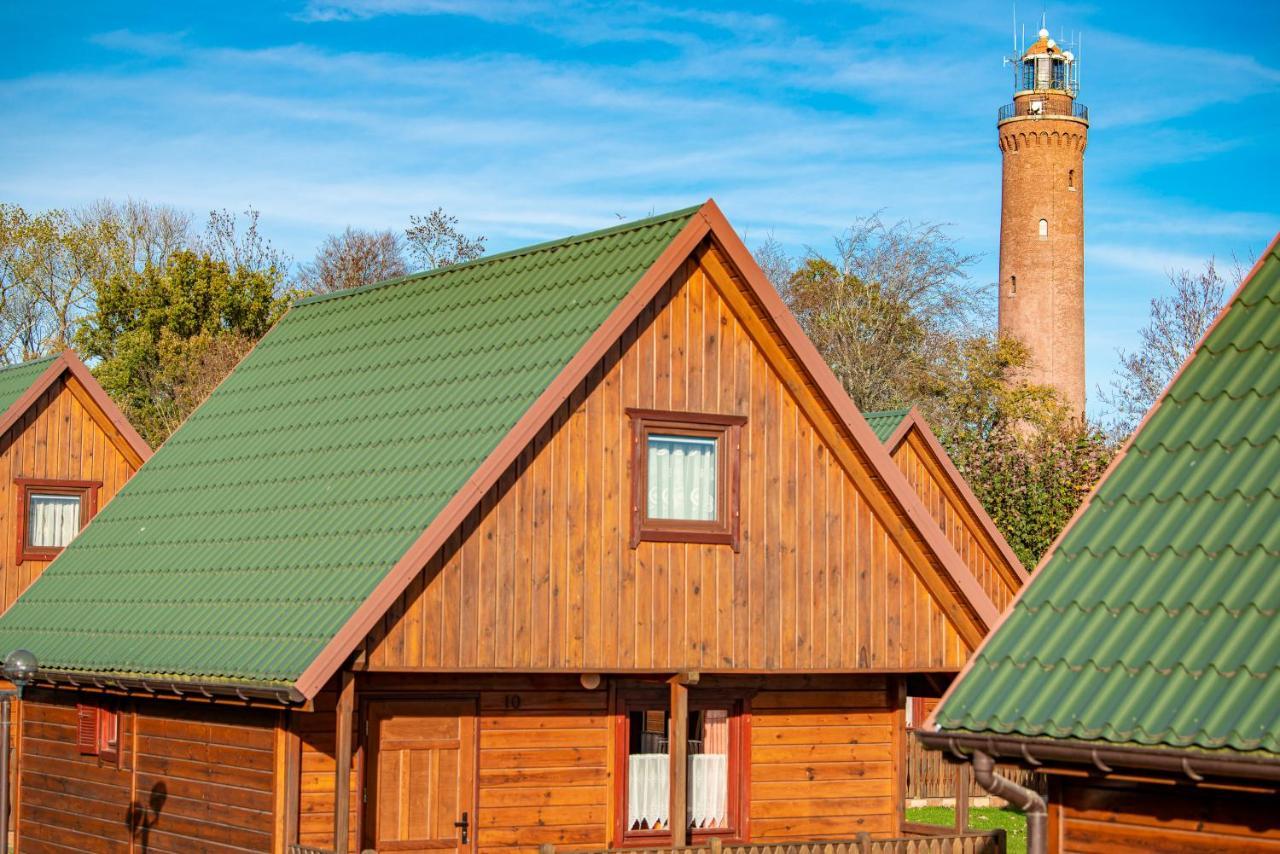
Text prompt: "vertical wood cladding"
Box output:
[[749, 682, 898, 841], [18, 690, 277, 853], [1052, 778, 1280, 852], [0, 374, 143, 612], [890, 430, 1020, 612], [366, 247, 976, 672]]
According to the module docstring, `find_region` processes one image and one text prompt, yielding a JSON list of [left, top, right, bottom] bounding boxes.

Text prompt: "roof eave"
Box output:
[[33, 667, 305, 706], [916, 728, 1280, 787]]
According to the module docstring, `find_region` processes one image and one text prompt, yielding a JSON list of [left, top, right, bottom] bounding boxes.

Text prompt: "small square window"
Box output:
[[628, 410, 744, 550], [16, 478, 99, 563]]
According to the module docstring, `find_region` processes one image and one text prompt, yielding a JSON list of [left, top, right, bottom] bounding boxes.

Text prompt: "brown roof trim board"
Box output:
[[0, 350, 152, 466], [915, 730, 1280, 786], [889, 408, 1028, 585], [922, 231, 1280, 743], [292, 200, 1000, 700]]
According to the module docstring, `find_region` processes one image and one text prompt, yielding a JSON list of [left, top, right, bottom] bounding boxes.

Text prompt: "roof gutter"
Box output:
[[34, 669, 306, 706], [916, 729, 1280, 786]]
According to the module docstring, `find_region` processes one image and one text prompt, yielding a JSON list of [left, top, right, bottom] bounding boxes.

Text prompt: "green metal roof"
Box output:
[[934, 241, 1280, 757], [0, 206, 700, 689], [0, 355, 57, 417], [863, 408, 911, 443]]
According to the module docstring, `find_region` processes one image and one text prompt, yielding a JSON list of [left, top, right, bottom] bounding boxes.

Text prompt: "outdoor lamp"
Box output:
[[2, 649, 37, 697]]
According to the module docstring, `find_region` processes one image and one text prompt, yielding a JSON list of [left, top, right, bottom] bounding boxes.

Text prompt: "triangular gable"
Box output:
[[880, 408, 1027, 606], [296, 201, 999, 698], [0, 350, 151, 468], [0, 204, 996, 702]]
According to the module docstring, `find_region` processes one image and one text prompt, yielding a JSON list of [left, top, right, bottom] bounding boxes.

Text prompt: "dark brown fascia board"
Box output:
[[290, 199, 1000, 701], [893, 408, 1029, 585], [916, 728, 1280, 786], [34, 668, 305, 706], [0, 350, 153, 465], [921, 231, 1280, 737]]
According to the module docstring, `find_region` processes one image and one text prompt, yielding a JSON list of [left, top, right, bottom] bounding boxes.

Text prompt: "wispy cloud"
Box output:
[[4, 2, 1278, 411]]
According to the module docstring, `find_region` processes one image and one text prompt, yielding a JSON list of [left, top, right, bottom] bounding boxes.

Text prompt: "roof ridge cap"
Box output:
[[294, 204, 704, 309]]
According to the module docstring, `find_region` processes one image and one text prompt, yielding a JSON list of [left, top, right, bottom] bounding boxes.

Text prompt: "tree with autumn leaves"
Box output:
[[760, 215, 1115, 570]]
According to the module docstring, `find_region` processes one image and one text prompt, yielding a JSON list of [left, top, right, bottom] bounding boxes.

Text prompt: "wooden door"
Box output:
[[363, 698, 476, 852]]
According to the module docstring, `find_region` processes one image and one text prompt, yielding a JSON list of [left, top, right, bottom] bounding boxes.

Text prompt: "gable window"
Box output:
[[16, 478, 99, 563], [628, 410, 744, 550], [77, 702, 120, 764], [615, 688, 749, 844]]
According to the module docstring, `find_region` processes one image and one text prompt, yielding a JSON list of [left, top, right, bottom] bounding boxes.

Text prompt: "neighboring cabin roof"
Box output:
[[930, 235, 1280, 759], [0, 201, 998, 701], [0, 355, 60, 415], [862, 408, 910, 443], [0, 351, 151, 466]]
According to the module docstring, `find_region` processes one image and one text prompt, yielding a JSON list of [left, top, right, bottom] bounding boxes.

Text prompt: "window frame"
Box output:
[[628, 409, 745, 551], [15, 478, 100, 564], [612, 685, 751, 847], [76, 701, 121, 766]]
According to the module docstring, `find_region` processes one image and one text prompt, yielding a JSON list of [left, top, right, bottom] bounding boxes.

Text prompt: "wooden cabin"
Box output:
[[0, 202, 1006, 853], [920, 235, 1280, 852], [0, 350, 150, 613], [863, 408, 1026, 808]]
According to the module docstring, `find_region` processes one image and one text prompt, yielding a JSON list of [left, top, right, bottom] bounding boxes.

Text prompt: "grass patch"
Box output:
[[906, 806, 1027, 854]]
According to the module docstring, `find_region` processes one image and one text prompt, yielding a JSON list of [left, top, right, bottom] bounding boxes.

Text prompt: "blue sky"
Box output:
[[4, 1, 1278, 414]]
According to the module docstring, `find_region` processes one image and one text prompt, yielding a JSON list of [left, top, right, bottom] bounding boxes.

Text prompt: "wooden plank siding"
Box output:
[[365, 248, 975, 674], [750, 684, 897, 841], [304, 674, 903, 851], [889, 430, 1019, 613], [17, 689, 278, 854], [1050, 778, 1280, 853], [0, 373, 144, 614]]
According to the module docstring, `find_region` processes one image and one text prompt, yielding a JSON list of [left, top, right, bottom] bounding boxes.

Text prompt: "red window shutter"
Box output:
[[76, 704, 100, 755]]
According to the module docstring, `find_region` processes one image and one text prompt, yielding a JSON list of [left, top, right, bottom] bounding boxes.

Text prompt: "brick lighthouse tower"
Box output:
[[997, 26, 1088, 415]]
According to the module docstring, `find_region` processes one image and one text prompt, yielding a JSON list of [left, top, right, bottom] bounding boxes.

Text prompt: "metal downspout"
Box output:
[[971, 749, 1047, 854]]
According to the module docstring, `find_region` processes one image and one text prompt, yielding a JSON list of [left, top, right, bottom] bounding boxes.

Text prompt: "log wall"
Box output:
[[1051, 778, 1280, 852], [17, 688, 278, 853]]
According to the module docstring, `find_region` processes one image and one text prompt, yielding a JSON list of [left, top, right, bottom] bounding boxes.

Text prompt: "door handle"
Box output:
[[454, 811, 469, 844]]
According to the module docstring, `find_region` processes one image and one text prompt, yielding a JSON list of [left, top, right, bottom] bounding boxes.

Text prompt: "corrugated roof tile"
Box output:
[[0, 206, 700, 688], [933, 239, 1280, 758]]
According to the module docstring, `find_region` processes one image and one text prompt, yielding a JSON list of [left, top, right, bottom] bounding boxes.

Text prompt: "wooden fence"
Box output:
[[291, 829, 1004, 854], [906, 733, 1043, 802], [547, 831, 1005, 854]]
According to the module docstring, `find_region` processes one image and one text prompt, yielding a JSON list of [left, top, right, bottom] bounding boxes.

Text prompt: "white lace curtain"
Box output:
[[627, 754, 730, 831], [28, 493, 80, 548], [647, 435, 717, 520]]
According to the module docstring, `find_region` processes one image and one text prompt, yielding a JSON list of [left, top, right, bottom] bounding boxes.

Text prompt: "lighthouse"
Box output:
[[997, 26, 1088, 416]]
